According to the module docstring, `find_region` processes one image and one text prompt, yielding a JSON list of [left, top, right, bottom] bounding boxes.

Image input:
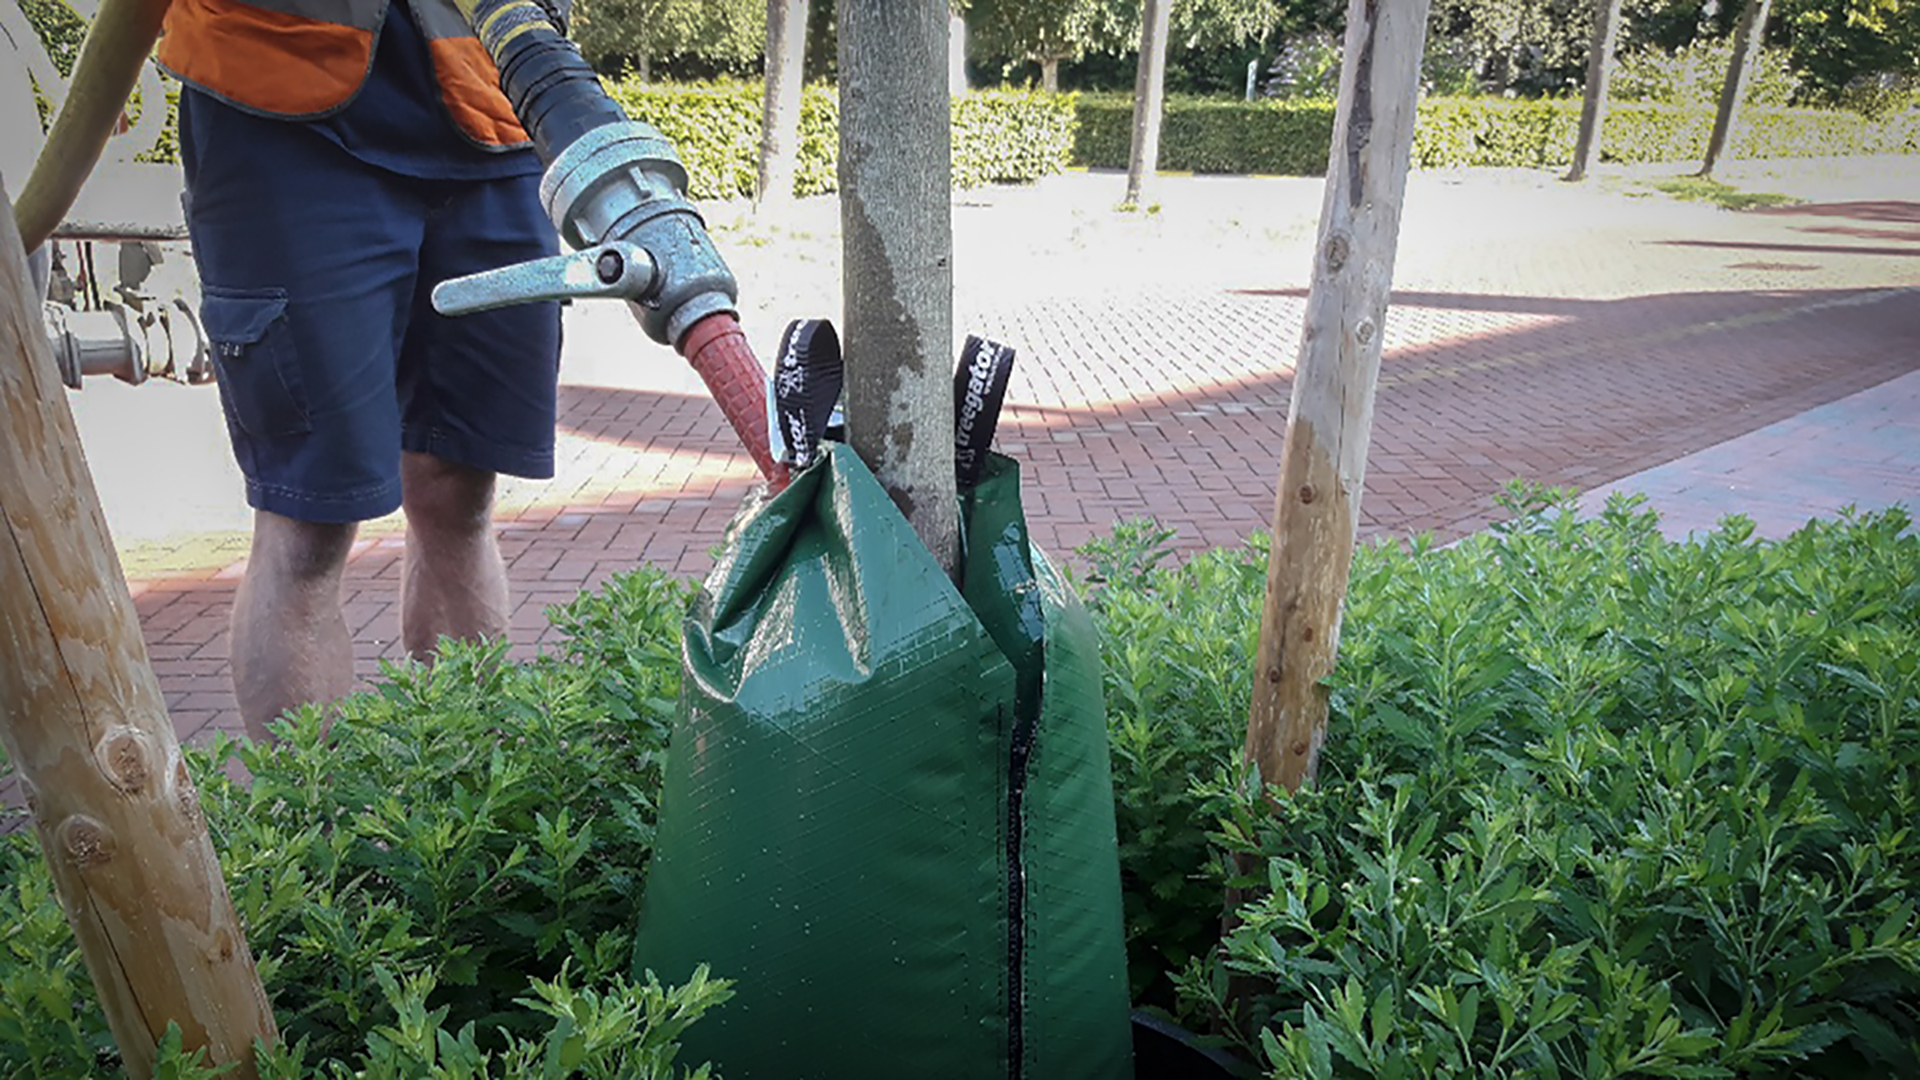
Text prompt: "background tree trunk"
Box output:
[[1040, 54, 1060, 91], [1566, 0, 1625, 182], [1243, 0, 1434, 793], [0, 180, 277, 1079], [1700, 0, 1775, 177], [1123, 0, 1173, 207], [756, 0, 810, 208], [949, 7, 968, 92], [837, 0, 958, 574]]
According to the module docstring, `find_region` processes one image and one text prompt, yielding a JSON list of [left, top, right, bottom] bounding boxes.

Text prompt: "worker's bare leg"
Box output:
[[399, 451, 509, 659], [231, 511, 357, 741]]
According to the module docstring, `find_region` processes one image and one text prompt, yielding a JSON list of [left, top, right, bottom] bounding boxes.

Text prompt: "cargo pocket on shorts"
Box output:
[[202, 288, 312, 439]]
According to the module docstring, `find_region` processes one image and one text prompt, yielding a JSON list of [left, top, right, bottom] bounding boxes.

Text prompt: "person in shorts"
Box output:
[[160, 0, 563, 738]]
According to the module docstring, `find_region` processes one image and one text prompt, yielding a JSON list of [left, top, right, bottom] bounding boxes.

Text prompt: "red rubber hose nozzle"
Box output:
[[678, 313, 787, 488]]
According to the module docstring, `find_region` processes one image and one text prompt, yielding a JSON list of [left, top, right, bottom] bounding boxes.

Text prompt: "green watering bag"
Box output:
[[632, 441, 1132, 1080]]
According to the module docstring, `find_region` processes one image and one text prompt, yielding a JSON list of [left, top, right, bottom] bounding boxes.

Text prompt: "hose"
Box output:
[[12, 0, 172, 252]]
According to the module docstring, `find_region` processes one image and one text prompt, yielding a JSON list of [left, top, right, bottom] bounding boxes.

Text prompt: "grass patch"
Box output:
[[1649, 175, 1805, 209]]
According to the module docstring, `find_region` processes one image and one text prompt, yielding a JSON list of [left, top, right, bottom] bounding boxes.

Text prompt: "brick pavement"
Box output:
[[51, 158, 1920, 746], [1579, 366, 1920, 538]]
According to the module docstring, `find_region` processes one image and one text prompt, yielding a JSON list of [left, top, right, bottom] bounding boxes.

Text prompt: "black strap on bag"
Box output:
[[774, 318, 844, 471], [954, 335, 1016, 490]]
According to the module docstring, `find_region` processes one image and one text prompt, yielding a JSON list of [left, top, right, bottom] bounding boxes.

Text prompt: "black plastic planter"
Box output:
[[1132, 1011, 1256, 1080]]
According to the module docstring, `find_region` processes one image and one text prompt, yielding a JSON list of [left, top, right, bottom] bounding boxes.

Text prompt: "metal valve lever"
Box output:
[[430, 241, 656, 317]]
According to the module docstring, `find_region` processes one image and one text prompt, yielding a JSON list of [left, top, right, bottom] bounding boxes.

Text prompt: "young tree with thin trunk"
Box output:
[[2, 182, 278, 1079], [1566, 0, 1625, 182], [1243, 0, 1433, 793], [950, 5, 969, 92], [1123, 0, 1173, 208], [837, 0, 959, 574], [1700, 0, 1775, 177], [756, 0, 810, 209]]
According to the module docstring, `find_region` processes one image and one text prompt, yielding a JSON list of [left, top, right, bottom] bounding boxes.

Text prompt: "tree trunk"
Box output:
[[949, 7, 968, 93], [1566, 0, 1625, 182], [756, 0, 810, 209], [0, 181, 277, 1079], [837, 0, 958, 575], [1123, 0, 1173, 207], [1243, 0, 1433, 793], [1040, 55, 1060, 92], [1700, 0, 1774, 178]]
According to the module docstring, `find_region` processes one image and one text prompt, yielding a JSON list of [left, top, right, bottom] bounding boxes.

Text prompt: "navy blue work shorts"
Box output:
[[180, 104, 562, 525]]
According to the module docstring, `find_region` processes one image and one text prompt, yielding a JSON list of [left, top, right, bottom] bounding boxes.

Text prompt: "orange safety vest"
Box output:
[[157, 0, 530, 150]]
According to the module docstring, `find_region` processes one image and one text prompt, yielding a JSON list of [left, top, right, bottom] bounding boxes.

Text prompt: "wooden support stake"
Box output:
[[1244, 0, 1432, 793], [1, 180, 277, 1078]]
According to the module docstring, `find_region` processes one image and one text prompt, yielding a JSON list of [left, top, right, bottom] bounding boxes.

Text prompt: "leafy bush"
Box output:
[[1084, 490, 1920, 1077], [1612, 41, 1801, 108], [1073, 93, 1918, 175], [1, 571, 730, 1078], [9, 491, 1920, 1077], [570, 80, 1075, 201], [1829, 73, 1920, 121], [1073, 94, 1339, 175], [17, 0, 86, 78], [111, 79, 1070, 201], [1262, 32, 1345, 100], [950, 89, 1078, 188]]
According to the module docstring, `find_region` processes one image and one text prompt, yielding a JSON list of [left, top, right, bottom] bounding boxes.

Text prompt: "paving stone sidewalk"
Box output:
[[60, 155, 1920, 747]]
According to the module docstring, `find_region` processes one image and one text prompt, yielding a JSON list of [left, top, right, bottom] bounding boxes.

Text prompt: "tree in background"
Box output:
[[1778, 0, 1920, 103], [1173, 0, 1291, 47], [1699, 0, 1774, 175], [965, 0, 1136, 90], [756, 0, 809, 208], [1124, 0, 1173, 205], [1565, 0, 1625, 180], [1425, 0, 1591, 95], [572, 0, 765, 79]]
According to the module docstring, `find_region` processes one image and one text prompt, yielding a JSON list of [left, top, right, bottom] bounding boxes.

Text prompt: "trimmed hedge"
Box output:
[[603, 81, 1075, 201], [1072, 93, 1920, 175], [1073, 94, 1339, 175]]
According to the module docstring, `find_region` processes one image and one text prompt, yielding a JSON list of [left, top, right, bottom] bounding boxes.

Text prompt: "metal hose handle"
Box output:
[[13, 0, 172, 252]]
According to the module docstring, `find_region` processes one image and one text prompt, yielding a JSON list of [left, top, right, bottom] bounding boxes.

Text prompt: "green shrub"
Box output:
[[1073, 93, 1917, 175], [113, 80, 1071, 200], [1073, 94, 1340, 175], [1612, 41, 1801, 108], [17, 0, 86, 78], [604, 80, 1075, 200], [1, 571, 729, 1078], [950, 89, 1077, 189], [1084, 490, 1920, 1077], [10, 492, 1920, 1077]]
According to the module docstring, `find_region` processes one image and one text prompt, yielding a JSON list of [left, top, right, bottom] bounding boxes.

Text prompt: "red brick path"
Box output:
[[93, 167, 1920, 746]]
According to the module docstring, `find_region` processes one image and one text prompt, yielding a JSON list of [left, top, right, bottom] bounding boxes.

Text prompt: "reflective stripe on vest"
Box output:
[[157, 0, 530, 149]]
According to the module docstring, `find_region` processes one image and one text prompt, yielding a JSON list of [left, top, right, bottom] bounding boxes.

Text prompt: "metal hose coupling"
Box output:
[[539, 122, 737, 347], [456, 0, 737, 349]]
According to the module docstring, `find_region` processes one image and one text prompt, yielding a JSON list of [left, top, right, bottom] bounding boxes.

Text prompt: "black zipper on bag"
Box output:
[[954, 334, 1028, 1080], [1005, 707, 1037, 1080]]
